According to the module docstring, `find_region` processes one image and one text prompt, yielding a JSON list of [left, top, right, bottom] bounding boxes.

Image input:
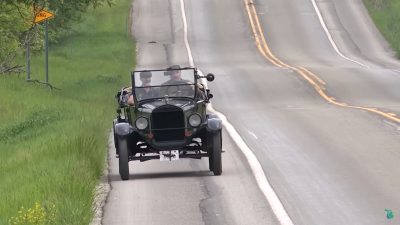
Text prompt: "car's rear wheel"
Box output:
[[209, 130, 222, 175], [113, 120, 119, 155], [118, 136, 130, 180]]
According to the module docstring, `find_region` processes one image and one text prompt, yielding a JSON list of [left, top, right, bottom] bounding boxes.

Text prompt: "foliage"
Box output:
[[0, 0, 134, 223], [364, 0, 400, 58], [0, 0, 114, 74], [0, 2, 31, 73], [9, 202, 56, 225], [33, 0, 114, 42]]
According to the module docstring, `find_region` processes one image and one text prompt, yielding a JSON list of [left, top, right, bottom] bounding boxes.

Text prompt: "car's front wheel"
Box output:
[[118, 136, 130, 180], [209, 130, 222, 175]]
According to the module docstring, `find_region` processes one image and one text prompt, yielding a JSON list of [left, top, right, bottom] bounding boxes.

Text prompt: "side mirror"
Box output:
[[206, 89, 213, 100], [206, 73, 215, 82]]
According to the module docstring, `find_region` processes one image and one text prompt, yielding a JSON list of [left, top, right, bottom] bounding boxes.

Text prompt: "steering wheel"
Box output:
[[166, 85, 181, 97]]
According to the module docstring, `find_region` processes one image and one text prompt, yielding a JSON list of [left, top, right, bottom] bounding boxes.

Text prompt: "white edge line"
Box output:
[[179, 0, 194, 67], [310, 0, 369, 68], [383, 120, 400, 131], [208, 107, 294, 225], [179, 0, 294, 224], [248, 130, 259, 140]]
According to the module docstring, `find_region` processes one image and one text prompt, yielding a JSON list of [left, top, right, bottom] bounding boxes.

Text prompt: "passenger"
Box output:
[[128, 71, 158, 105]]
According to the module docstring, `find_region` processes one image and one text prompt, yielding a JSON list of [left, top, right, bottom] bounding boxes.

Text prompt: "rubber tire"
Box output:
[[208, 134, 214, 172], [113, 122, 119, 155], [210, 130, 222, 175], [118, 136, 130, 180]]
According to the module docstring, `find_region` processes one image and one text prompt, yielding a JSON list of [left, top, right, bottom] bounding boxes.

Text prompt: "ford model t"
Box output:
[[113, 66, 222, 180]]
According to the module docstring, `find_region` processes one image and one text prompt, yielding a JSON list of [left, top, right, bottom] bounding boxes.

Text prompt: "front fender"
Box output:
[[114, 122, 134, 136], [206, 117, 222, 133]]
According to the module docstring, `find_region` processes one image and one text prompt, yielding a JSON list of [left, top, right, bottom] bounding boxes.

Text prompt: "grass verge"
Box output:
[[363, 0, 400, 58], [0, 0, 135, 224]]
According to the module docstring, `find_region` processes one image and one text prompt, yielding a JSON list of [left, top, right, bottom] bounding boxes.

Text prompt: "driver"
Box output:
[[163, 65, 188, 85], [162, 65, 194, 96], [128, 71, 158, 105]]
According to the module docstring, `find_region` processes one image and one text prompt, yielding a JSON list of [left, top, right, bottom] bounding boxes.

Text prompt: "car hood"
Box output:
[[138, 99, 195, 113]]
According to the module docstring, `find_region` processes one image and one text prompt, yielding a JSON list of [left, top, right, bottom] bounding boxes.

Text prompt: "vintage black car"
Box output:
[[113, 67, 222, 180]]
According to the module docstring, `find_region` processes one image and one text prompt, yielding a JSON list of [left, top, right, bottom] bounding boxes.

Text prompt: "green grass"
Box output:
[[364, 0, 400, 58], [0, 0, 135, 224]]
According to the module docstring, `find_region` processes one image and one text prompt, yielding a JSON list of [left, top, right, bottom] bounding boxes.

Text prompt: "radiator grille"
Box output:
[[151, 106, 184, 142]]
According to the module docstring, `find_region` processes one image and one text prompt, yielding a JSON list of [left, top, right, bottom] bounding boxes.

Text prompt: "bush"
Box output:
[[9, 202, 57, 225]]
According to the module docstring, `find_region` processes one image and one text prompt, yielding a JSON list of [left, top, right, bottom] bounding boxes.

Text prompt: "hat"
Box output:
[[167, 65, 181, 70], [140, 71, 152, 78]]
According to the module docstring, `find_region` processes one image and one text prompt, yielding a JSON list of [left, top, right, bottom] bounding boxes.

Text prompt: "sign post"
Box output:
[[34, 9, 54, 24], [45, 20, 49, 84], [33, 9, 54, 85]]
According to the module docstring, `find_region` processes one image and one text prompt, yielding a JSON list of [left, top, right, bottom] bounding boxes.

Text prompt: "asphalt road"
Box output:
[[103, 0, 400, 224]]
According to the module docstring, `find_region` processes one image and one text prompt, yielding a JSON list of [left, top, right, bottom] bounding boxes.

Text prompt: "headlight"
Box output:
[[188, 113, 202, 127], [135, 117, 148, 130]]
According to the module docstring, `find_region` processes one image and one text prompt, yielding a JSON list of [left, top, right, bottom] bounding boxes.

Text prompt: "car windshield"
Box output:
[[132, 68, 196, 101]]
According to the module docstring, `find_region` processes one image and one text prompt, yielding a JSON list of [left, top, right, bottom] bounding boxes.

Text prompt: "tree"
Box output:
[[0, 0, 114, 74], [0, 2, 31, 73]]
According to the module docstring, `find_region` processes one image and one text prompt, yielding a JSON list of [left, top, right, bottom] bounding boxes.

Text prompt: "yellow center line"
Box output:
[[243, 0, 400, 124], [248, 0, 290, 68], [244, 0, 282, 67], [299, 67, 326, 86]]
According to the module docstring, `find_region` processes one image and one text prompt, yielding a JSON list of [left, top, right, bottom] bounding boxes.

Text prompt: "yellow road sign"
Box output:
[[34, 10, 54, 24]]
